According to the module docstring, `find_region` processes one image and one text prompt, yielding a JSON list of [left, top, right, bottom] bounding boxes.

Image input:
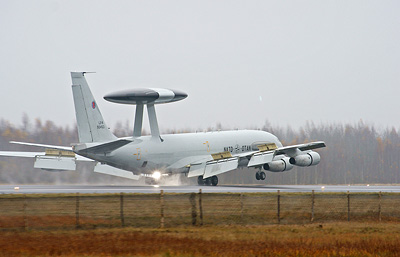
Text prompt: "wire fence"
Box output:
[[0, 190, 399, 231]]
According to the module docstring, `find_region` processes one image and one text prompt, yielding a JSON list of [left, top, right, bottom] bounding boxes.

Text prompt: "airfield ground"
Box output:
[[1, 191, 400, 256], [1, 222, 400, 256]]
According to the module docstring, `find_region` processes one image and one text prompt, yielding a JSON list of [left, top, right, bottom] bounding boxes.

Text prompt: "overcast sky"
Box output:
[[1, 0, 399, 132]]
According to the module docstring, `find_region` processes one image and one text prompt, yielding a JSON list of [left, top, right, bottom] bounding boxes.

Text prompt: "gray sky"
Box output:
[[1, 0, 399, 132]]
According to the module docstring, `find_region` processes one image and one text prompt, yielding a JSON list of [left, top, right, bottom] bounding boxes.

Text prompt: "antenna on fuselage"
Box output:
[[104, 88, 188, 140], [133, 103, 144, 137]]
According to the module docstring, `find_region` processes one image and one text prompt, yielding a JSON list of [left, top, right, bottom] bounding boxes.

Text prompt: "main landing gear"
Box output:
[[197, 175, 218, 186], [255, 170, 266, 181]]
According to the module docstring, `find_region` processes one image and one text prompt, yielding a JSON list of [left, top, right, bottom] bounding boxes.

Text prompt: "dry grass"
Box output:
[[2, 192, 400, 230], [2, 192, 400, 256], [1, 222, 400, 256]]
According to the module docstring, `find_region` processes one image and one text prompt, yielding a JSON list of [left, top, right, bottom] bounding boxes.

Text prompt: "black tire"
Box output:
[[211, 176, 218, 186], [260, 171, 266, 180], [205, 178, 211, 186], [197, 176, 204, 186], [255, 172, 260, 180]]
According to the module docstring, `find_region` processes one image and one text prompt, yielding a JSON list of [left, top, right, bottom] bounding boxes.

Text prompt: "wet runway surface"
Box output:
[[1, 184, 400, 194]]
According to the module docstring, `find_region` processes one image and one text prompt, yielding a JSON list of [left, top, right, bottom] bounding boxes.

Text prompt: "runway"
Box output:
[[0, 184, 400, 194]]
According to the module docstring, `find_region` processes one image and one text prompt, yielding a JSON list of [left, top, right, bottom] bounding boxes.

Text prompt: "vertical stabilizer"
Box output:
[[71, 72, 116, 143]]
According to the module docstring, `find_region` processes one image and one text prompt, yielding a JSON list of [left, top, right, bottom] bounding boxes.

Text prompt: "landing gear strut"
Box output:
[[211, 176, 218, 186], [255, 171, 266, 181], [145, 177, 157, 185], [197, 176, 204, 185], [197, 175, 219, 186]]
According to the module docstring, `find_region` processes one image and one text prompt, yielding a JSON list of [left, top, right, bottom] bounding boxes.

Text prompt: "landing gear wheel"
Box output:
[[211, 176, 218, 186], [260, 171, 266, 180], [205, 178, 211, 186], [255, 172, 261, 180], [197, 176, 204, 186]]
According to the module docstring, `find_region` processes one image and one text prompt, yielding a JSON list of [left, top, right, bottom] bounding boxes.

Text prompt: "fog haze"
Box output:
[[1, 1, 399, 131]]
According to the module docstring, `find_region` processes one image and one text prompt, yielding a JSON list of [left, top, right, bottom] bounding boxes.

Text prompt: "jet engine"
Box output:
[[289, 151, 320, 167], [263, 157, 293, 172]]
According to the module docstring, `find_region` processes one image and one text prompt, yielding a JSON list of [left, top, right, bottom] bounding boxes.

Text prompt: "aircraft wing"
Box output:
[[187, 141, 326, 179], [0, 150, 92, 161], [0, 149, 140, 179], [9, 141, 73, 151], [0, 141, 93, 172], [275, 141, 326, 156], [0, 151, 46, 158], [0, 140, 141, 180], [186, 150, 271, 179]]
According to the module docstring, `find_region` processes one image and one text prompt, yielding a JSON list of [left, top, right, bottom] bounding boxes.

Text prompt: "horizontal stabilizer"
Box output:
[[77, 139, 132, 154], [94, 163, 140, 180]]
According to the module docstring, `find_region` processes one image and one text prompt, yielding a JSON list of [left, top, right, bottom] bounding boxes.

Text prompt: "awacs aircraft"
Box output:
[[0, 72, 326, 186]]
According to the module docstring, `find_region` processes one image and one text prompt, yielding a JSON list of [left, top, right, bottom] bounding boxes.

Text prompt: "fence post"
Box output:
[[190, 193, 197, 226], [277, 190, 281, 224], [240, 193, 244, 224], [347, 191, 350, 222], [160, 190, 164, 228], [23, 194, 28, 231], [378, 191, 382, 222], [311, 190, 315, 222], [120, 192, 125, 227], [75, 193, 80, 229], [198, 189, 203, 226]]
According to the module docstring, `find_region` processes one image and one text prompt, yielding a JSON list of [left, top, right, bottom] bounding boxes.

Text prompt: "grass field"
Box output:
[[2, 193, 400, 256], [1, 222, 400, 256], [1, 192, 400, 230], [0, 193, 400, 231]]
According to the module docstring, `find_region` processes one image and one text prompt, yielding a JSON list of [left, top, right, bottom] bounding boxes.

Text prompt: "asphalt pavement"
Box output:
[[0, 184, 399, 194]]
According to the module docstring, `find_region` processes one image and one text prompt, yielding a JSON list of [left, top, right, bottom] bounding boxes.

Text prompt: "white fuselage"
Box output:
[[82, 130, 282, 175]]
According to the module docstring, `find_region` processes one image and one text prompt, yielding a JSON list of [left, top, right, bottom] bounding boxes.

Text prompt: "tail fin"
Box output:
[[71, 72, 117, 143]]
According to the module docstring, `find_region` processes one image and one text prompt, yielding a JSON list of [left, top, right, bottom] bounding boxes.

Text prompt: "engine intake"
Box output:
[[289, 151, 321, 167], [263, 157, 293, 172]]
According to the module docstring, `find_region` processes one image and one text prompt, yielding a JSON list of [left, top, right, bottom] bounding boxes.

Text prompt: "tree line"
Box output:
[[0, 115, 399, 185]]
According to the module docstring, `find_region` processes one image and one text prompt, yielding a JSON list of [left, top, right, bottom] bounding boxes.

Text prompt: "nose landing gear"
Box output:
[[197, 175, 219, 186]]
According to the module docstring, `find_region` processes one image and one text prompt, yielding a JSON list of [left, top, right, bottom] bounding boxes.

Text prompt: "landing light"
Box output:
[[152, 171, 162, 180]]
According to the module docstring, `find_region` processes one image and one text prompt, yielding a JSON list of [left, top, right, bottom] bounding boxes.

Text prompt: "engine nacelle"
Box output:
[[289, 151, 321, 167], [263, 157, 294, 172]]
